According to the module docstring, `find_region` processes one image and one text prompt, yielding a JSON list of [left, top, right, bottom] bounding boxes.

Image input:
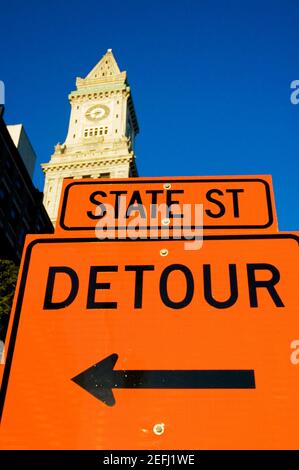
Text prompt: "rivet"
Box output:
[[163, 183, 171, 190], [162, 218, 170, 226], [153, 423, 165, 435], [160, 249, 168, 256]]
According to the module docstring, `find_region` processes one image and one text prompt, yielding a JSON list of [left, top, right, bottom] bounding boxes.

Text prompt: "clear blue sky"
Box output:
[[1, 0, 298, 230]]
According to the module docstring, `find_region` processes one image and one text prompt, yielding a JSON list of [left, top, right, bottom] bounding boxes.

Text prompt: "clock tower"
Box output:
[[41, 49, 139, 225]]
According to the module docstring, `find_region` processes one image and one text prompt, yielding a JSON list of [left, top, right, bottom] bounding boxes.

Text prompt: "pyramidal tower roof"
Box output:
[[86, 49, 121, 79], [76, 49, 126, 89]]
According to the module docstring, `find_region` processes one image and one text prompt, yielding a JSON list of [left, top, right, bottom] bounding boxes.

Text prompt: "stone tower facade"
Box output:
[[41, 49, 139, 225]]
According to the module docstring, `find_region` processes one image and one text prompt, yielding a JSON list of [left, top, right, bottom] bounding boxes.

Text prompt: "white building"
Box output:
[[7, 124, 37, 179], [42, 49, 139, 225]]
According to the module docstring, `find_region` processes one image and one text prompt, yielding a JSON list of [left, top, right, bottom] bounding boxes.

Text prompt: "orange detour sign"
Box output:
[[0, 234, 298, 450], [55, 176, 278, 237]]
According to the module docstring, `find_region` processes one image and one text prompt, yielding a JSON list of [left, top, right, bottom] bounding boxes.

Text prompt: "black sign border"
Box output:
[[58, 178, 275, 231]]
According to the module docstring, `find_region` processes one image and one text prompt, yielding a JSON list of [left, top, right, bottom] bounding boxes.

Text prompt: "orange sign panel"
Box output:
[[1, 234, 298, 449], [56, 176, 277, 236]]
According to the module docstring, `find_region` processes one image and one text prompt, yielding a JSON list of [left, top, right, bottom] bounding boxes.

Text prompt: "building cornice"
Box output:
[[76, 71, 126, 89], [69, 84, 129, 102], [41, 156, 134, 173]]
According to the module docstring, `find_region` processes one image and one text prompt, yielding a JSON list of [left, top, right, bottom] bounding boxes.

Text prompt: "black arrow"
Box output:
[[71, 354, 255, 406]]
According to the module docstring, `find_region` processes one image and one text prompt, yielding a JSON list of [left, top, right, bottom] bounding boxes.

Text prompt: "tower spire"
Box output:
[[85, 49, 121, 80]]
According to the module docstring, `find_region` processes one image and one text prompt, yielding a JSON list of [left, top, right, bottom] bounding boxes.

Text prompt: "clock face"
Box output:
[[85, 104, 110, 122]]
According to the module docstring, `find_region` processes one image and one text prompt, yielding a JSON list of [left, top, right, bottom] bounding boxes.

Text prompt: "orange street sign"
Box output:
[[55, 176, 277, 237], [1, 234, 298, 450]]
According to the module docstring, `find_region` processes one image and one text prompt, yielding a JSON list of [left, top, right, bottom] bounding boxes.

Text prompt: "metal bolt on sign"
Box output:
[[153, 423, 165, 435], [162, 218, 170, 226]]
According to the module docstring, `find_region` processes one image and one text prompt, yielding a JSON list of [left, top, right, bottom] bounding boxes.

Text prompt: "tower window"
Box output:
[[116, 114, 119, 118], [9, 206, 17, 222], [0, 186, 8, 202], [84, 126, 109, 138], [73, 134, 76, 138]]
